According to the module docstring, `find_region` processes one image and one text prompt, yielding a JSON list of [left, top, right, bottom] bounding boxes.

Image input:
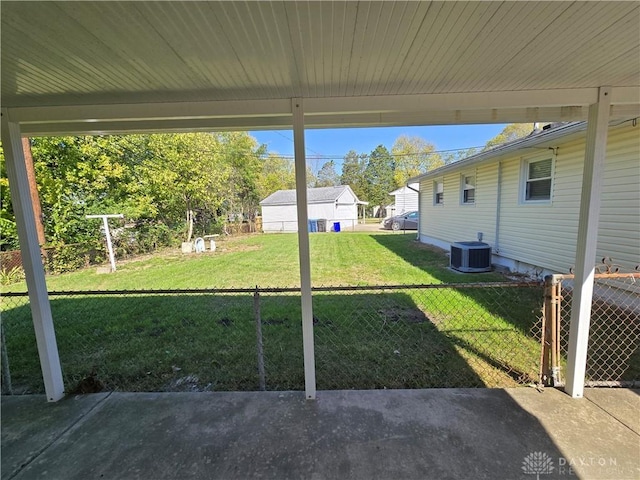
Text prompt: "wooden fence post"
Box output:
[[541, 275, 562, 386], [541, 276, 552, 385]]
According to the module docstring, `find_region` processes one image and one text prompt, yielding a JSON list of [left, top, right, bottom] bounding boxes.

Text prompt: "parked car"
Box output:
[[383, 211, 418, 231]]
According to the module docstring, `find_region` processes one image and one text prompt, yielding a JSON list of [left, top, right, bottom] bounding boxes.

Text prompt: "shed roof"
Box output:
[[390, 183, 419, 196], [260, 186, 361, 206]]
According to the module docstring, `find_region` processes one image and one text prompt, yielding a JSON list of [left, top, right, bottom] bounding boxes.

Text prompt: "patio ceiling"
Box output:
[[1, 1, 639, 135]]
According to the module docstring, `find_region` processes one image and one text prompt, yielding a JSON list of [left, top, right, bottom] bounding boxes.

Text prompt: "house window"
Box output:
[[434, 180, 444, 205], [461, 174, 475, 204], [523, 157, 553, 202]]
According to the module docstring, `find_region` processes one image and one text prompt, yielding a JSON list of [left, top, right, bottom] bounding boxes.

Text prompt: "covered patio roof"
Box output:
[[2, 1, 639, 134], [1, 1, 639, 403]]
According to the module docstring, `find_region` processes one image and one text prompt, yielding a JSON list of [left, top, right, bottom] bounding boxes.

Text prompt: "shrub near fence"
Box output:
[[0, 250, 22, 273], [1, 243, 106, 276], [0, 251, 25, 285], [0, 222, 255, 279], [1, 282, 545, 395]]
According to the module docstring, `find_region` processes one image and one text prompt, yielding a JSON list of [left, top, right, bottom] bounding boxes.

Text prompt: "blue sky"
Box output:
[[250, 124, 508, 171]]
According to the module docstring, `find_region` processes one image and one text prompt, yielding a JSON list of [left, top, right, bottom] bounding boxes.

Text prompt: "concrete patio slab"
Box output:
[[2, 388, 638, 480], [583, 389, 640, 435], [1, 393, 110, 480]]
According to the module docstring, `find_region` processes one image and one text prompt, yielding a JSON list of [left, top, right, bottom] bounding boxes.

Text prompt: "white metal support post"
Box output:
[[565, 87, 611, 398], [292, 98, 316, 400], [86, 214, 124, 272], [1, 110, 64, 401]]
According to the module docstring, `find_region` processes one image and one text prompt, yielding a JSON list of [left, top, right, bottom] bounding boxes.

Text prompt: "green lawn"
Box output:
[[1, 232, 547, 394], [2, 232, 505, 292]]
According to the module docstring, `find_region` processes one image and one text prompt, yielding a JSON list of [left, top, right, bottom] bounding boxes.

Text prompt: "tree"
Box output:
[[0, 144, 19, 250], [391, 135, 443, 186], [364, 145, 395, 217], [484, 123, 535, 150], [441, 147, 480, 165], [340, 150, 367, 200], [30, 135, 145, 246], [257, 154, 296, 201], [141, 133, 232, 242], [2, 131, 282, 254], [315, 160, 340, 187], [216, 132, 265, 221]]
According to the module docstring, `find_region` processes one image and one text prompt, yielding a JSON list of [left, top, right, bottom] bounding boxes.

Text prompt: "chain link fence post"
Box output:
[[541, 275, 562, 387], [254, 286, 266, 391], [550, 275, 562, 386], [541, 276, 551, 385]]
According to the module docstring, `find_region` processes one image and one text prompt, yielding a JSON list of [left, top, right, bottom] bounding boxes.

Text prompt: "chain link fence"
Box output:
[[3, 262, 637, 394], [0, 289, 298, 395], [539, 271, 640, 387], [0, 250, 22, 273], [1, 281, 546, 395], [313, 283, 543, 389]]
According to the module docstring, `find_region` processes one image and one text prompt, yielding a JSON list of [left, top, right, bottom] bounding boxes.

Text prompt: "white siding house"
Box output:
[[260, 185, 366, 232], [389, 183, 419, 216], [412, 120, 640, 277]]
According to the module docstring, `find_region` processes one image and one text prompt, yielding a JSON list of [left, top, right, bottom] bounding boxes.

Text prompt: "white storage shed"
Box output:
[[260, 185, 366, 232], [389, 183, 419, 216]]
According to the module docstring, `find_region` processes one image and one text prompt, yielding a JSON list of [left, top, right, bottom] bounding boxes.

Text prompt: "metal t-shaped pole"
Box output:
[[86, 214, 124, 272]]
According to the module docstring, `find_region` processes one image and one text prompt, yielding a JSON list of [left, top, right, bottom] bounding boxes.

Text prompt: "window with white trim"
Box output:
[[522, 157, 553, 202], [461, 174, 475, 204], [434, 180, 444, 205]]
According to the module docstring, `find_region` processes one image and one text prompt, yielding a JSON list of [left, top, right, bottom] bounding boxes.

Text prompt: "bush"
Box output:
[[0, 266, 25, 285], [113, 222, 182, 257], [43, 242, 105, 274]]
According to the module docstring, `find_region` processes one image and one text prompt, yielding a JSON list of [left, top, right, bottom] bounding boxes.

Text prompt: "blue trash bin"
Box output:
[[308, 219, 318, 232], [333, 221, 341, 232]]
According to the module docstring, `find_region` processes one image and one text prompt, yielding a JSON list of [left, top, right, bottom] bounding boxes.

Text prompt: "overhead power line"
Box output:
[[261, 145, 485, 161]]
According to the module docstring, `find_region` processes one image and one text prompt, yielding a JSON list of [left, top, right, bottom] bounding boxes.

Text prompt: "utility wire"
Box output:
[[273, 131, 325, 158], [260, 145, 485, 161]]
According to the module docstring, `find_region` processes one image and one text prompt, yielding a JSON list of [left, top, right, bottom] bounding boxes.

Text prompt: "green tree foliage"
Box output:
[[484, 123, 535, 150], [315, 160, 340, 187], [0, 144, 19, 250], [30, 136, 143, 246], [141, 133, 231, 241], [340, 150, 367, 200], [257, 154, 296, 201], [441, 147, 480, 165], [1, 132, 265, 252], [218, 132, 265, 221], [364, 145, 395, 216], [391, 135, 444, 185]]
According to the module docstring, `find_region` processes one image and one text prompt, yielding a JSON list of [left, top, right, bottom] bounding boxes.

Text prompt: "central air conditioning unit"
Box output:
[[450, 241, 492, 273]]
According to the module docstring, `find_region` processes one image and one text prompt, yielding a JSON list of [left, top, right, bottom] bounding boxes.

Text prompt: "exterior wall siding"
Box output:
[[309, 204, 337, 222], [393, 190, 419, 214], [261, 204, 301, 232], [419, 122, 639, 275], [419, 164, 498, 246], [261, 200, 360, 232]]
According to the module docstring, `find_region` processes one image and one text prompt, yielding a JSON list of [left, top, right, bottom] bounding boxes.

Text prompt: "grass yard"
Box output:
[[1, 232, 548, 394], [2, 232, 505, 292]]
